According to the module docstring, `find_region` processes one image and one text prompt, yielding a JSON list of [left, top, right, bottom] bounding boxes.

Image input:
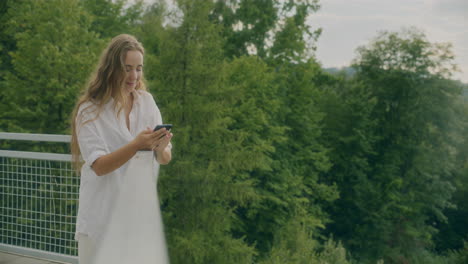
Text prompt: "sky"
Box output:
[[139, 0, 467, 83], [308, 0, 468, 83]]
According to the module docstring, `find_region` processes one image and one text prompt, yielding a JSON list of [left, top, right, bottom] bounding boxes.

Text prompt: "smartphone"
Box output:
[[153, 124, 173, 132]]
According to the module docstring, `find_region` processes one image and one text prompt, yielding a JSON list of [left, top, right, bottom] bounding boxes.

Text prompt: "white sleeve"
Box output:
[[76, 108, 108, 168]]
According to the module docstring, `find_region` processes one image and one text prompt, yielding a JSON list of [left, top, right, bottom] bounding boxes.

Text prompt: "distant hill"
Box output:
[[324, 67, 468, 92], [323, 66, 356, 77]]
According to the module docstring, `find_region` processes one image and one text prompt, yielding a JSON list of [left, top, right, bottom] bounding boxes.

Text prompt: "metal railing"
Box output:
[[0, 132, 78, 264]]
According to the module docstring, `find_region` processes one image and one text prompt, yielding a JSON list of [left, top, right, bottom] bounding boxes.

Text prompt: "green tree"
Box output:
[[0, 0, 16, 130], [318, 73, 380, 256], [327, 28, 463, 263], [0, 0, 14, 72], [135, 1, 343, 262], [212, 0, 321, 59], [434, 94, 468, 253], [2, 0, 103, 134], [137, 1, 264, 263], [80, 0, 144, 39], [209, 1, 341, 261]]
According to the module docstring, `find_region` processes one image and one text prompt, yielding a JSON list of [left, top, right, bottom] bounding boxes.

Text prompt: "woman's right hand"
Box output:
[[132, 127, 168, 150]]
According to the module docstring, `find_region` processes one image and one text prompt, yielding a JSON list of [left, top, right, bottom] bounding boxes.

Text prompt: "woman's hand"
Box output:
[[153, 129, 173, 152], [153, 129, 173, 165], [132, 127, 169, 151]]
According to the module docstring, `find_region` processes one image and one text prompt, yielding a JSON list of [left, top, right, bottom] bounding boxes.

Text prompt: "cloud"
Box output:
[[309, 0, 468, 82], [430, 0, 468, 17]]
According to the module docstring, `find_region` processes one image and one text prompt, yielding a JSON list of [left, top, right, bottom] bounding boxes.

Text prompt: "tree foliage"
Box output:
[[323, 29, 465, 263], [211, 0, 321, 60], [1, 1, 467, 264], [1, 0, 102, 133]]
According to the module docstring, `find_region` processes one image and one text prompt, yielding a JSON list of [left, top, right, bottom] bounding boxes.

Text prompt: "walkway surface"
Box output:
[[0, 251, 68, 264]]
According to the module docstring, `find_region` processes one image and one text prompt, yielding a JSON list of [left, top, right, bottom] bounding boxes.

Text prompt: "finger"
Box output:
[[159, 137, 170, 147], [163, 132, 171, 140], [151, 143, 158, 150], [153, 136, 168, 148], [152, 136, 165, 146], [152, 128, 166, 137], [163, 133, 173, 141], [151, 139, 160, 148]]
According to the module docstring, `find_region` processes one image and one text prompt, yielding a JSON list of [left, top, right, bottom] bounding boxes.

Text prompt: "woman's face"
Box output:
[[123, 50, 143, 94]]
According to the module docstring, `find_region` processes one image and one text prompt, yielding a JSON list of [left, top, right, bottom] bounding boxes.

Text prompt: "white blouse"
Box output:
[[74, 90, 171, 243]]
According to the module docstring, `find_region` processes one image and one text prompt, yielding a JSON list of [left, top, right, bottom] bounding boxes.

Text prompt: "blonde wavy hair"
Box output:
[[70, 34, 146, 171]]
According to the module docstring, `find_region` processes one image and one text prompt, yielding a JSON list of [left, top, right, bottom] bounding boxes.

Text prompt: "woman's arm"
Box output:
[[92, 128, 165, 176], [92, 140, 139, 176], [155, 147, 172, 165]]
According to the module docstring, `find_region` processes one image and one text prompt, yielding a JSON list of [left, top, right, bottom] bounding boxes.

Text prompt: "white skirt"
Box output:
[[80, 151, 169, 264], [78, 232, 96, 264]]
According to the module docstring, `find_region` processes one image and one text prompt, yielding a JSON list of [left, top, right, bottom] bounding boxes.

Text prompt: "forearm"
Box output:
[[92, 141, 139, 176], [155, 147, 172, 165]]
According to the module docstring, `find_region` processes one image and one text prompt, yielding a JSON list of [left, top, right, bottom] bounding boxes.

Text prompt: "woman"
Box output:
[[71, 34, 172, 263]]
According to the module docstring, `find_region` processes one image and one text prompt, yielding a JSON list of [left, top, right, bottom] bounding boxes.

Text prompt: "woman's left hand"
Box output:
[[152, 130, 173, 152]]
